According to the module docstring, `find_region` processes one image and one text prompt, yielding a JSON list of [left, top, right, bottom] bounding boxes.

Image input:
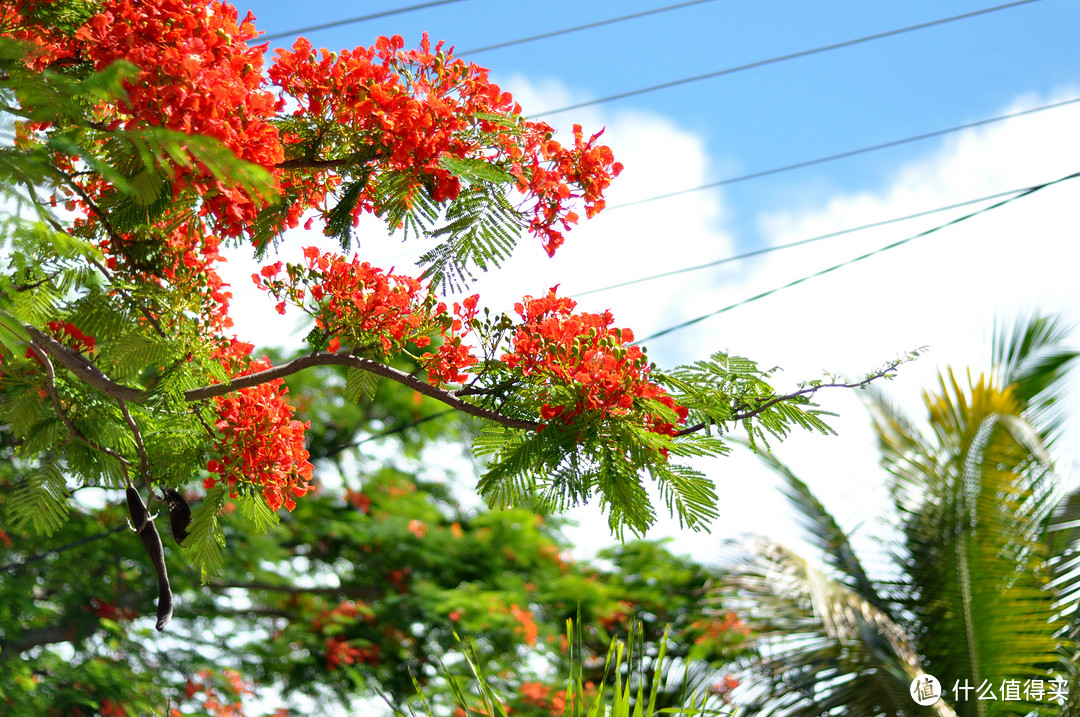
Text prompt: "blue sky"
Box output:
[[221, 1, 1080, 565], [242, 0, 1078, 242]]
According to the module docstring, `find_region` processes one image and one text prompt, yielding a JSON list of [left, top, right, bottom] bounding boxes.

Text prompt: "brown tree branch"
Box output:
[[26, 328, 540, 431], [0, 623, 94, 659], [27, 321, 903, 444], [27, 326, 143, 401]]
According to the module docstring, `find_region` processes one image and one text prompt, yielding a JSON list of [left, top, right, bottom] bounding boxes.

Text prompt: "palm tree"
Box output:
[[724, 314, 1080, 716]]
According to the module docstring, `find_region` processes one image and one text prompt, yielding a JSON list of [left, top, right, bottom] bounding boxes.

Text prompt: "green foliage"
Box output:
[[5, 463, 69, 536], [663, 351, 837, 449], [0, 13, 902, 576], [397, 620, 732, 717], [0, 322, 750, 712], [345, 366, 380, 404], [419, 183, 523, 292], [185, 484, 227, 581], [471, 349, 874, 539]]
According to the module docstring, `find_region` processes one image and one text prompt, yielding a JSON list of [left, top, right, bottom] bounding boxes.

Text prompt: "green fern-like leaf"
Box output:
[[369, 170, 440, 244], [235, 490, 280, 534], [324, 176, 369, 252], [439, 155, 516, 185], [184, 485, 227, 582], [420, 185, 524, 292], [650, 461, 719, 531], [6, 464, 70, 536], [344, 366, 378, 404]]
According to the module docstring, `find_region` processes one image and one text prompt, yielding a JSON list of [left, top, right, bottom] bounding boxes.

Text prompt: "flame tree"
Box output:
[[0, 0, 904, 641]]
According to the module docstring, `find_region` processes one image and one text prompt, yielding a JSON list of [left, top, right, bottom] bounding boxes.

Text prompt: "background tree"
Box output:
[[724, 314, 1080, 716], [0, 367, 749, 715], [0, 0, 896, 575]]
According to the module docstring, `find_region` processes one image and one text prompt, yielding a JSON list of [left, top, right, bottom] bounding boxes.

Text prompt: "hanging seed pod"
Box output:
[[125, 486, 173, 631], [162, 488, 192, 546]]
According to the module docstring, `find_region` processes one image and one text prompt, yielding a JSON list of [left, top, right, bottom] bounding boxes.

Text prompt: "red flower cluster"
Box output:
[[502, 288, 687, 436], [708, 675, 741, 701], [75, 0, 282, 236], [175, 669, 251, 717], [690, 611, 751, 652], [111, 222, 236, 333], [311, 599, 373, 630], [256, 247, 433, 357], [324, 636, 380, 670], [205, 342, 313, 512], [311, 600, 380, 670], [268, 33, 621, 255], [0, 1, 74, 68], [88, 596, 138, 622], [511, 123, 623, 257], [508, 602, 539, 646], [344, 488, 372, 514], [422, 294, 480, 385], [519, 681, 569, 715], [255, 250, 481, 385], [45, 321, 96, 354]]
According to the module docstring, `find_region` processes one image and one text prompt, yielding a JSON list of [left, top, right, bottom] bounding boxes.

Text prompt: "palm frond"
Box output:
[[725, 539, 954, 717], [991, 312, 1079, 447], [752, 448, 885, 613]]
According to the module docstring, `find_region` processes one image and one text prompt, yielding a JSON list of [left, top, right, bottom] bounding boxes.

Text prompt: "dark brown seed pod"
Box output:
[[124, 486, 174, 631], [162, 488, 192, 546]]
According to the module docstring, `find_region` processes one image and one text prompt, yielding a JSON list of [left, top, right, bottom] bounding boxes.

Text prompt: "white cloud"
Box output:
[[674, 87, 1080, 569]]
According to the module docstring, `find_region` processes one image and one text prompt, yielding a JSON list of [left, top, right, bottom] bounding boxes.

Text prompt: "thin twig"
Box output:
[[117, 398, 158, 515], [117, 399, 151, 480], [46, 170, 168, 338], [86, 256, 168, 338], [28, 341, 133, 466], [191, 406, 218, 439], [676, 363, 903, 436], [51, 169, 124, 247]]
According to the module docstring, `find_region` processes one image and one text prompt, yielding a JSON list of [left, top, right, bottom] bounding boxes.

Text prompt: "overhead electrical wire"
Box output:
[[261, 0, 467, 42], [576, 184, 1045, 297], [459, 0, 718, 55], [634, 171, 1080, 344], [608, 97, 1080, 210], [533, 0, 1043, 117]]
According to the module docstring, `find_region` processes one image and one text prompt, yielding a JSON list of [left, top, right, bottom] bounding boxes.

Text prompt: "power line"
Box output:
[[608, 97, 1080, 210], [261, 0, 467, 42], [635, 171, 1080, 344], [577, 185, 1037, 297], [459, 0, 718, 55], [533, 0, 1043, 117]]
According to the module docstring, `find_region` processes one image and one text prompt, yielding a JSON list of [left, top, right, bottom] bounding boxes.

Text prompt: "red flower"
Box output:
[[501, 287, 687, 440], [205, 345, 313, 512]]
